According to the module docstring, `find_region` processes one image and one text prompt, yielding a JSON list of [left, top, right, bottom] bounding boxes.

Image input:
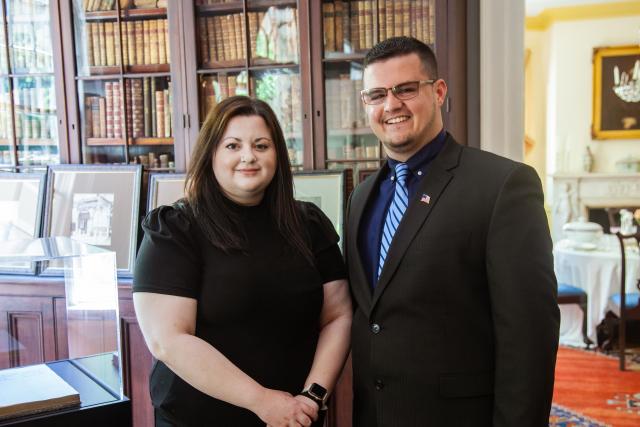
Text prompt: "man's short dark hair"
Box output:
[[363, 37, 438, 79]]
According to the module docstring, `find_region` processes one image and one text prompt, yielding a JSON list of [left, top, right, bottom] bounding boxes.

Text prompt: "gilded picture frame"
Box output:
[[592, 45, 640, 139]]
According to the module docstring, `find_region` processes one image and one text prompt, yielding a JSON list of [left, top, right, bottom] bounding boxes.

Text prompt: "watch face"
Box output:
[[309, 383, 327, 399]]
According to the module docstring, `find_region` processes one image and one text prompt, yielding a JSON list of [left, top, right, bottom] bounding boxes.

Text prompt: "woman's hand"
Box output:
[[254, 388, 318, 427]]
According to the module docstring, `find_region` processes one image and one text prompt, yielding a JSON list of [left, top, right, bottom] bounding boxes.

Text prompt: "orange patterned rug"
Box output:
[[553, 347, 640, 427]]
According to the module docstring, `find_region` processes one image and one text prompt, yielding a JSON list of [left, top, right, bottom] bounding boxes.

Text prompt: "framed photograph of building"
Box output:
[[293, 170, 347, 243], [0, 172, 47, 274], [147, 173, 186, 212], [592, 45, 640, 139], [42, 165, 142, 276]]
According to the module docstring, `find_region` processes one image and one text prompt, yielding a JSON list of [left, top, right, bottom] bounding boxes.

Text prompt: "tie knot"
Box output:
[[394, 163, 409, 186]]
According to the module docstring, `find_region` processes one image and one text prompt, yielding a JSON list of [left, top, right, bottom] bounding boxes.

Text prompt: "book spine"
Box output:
[[132, 78, 143, 138], [335, 1, 343, 52], [429, 0, 435, 43], [99, 23, 107, 66], [98, 97, 106, 138], [378, 1, 386, 43], [225, 15, 236, 61], [402, 0, 410, 37], [385, 0, 394, 39], [163, 87, 171, 137], [113, 81, 122, 138], [105, 82, 114, 138], [198, 18, 209, 65], [105, 22, 115, 66], [86, 23, 94, 66], [364, 0, 372, 48], [150, 78, 157, 136], [155, 89, 164, 138], [125, 79, 133, 140], [206, 17, 216, 63], [126, 21, 135, 66], [143, 77, 151, 136], [248, 13, 258, 60], [215, 16, 225, 62], [135, 21, 144, 66], [218, 74, 228, 100], [323, 2, 335, 52], [149, 19, 159, 64], [85, 96, 93, 138], [416, 0, 423, 41], [234, 14, 244, 61], [91, 97, 100, 138], [143, 20, 151, 65]]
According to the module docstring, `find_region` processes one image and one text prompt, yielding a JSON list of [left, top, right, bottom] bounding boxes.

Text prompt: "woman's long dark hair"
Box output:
[[185, 96, 312, 263]]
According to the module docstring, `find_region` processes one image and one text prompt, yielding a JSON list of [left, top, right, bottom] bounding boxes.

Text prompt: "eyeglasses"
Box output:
[[360, 80, 436, 105]]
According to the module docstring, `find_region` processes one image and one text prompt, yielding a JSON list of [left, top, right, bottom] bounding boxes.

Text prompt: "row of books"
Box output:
[[84, 78, 172, 140], [323, 0, 436, 53], [327, 140, 380, 162], [195, 0, 237, 4], [85, 19, 170, 68], [325, 75, 367, 130], [200, 72, 301, 135], [130, 151, 174, 168], [0, 148, 59, 166], [83, 0, 168, 12], [6, 24, 54, 72], [2, 87, 57, 140], [198, 8, 299, 65]]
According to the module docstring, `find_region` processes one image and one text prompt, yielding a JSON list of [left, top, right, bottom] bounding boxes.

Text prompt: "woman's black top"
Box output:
[[132, 199, 346, 426]]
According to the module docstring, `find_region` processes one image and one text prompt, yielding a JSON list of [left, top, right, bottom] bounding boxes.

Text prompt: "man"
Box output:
[[345, 37, 559, 426]]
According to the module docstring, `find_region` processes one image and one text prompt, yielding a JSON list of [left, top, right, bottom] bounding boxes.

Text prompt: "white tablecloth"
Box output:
[[554, 237, 640, 346]]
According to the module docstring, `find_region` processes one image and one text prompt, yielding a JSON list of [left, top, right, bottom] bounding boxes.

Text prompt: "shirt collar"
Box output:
[[386, 128, 447, 178]]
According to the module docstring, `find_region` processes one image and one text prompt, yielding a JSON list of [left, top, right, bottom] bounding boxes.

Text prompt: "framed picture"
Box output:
[[147, 173, 187, 212], [592, 45, 640, 139], [0, 172, 47, 274], [293, 170, 347, 243], [42, 165, 142, 277]]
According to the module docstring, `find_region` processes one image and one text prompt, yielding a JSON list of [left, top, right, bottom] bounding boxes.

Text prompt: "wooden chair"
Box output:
[[557, 283, 590, 346], [610, 231, 640, 370]]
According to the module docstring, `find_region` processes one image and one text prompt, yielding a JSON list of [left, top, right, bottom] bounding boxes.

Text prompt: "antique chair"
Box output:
[[557, 283, 589, 347], [609, 231, 640, 370]]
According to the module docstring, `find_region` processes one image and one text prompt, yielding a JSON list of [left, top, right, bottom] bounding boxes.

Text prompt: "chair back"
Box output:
[[615, 231, 640, 370]]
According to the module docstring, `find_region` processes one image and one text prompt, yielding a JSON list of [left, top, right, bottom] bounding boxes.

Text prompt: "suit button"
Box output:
[[375, 380, 384, 390], [371, 323, 381, 334]]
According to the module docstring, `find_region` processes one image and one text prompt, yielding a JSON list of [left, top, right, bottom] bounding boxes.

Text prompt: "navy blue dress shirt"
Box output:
[[358, 129, 447, 290]]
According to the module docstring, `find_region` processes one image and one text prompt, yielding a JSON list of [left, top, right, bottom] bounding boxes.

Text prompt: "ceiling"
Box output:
[[525, 0, 636, 16]]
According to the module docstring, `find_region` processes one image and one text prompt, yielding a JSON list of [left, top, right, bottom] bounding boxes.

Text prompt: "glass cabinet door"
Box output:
[[193, 0, 305, 170], [71, 0, 175, 170], [321, 0, 436, 182], [0, 0, 60, 168]]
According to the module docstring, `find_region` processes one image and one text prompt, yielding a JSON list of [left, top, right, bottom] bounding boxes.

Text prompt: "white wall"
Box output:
[[530, 16, 640, 180]]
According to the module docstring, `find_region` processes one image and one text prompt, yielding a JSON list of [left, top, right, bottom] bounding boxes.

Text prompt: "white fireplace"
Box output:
[[551, 173, 640, 242]]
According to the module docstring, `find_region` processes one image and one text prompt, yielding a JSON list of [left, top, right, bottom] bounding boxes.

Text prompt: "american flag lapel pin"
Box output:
[[420, 194, 431, 204]]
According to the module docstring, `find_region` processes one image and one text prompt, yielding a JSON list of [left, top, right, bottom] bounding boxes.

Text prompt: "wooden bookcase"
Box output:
[[0, 0, 68, 169]]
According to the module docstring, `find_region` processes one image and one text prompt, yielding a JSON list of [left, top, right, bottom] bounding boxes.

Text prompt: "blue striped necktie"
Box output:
[[378, 162, 409, 280]]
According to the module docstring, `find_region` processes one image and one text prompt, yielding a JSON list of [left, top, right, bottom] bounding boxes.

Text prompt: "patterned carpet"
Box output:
[[551, 347, 640, 426]]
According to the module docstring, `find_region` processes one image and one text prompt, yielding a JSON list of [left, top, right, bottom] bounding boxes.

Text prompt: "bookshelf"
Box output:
[[67, 0, 176, 170], [316, 0, 436, 183], [183, 0, 311, 171], [0, 0, 65, 169]]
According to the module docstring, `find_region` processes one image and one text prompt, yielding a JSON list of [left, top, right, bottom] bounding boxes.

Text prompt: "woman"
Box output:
[[133, 96, 352, 427]]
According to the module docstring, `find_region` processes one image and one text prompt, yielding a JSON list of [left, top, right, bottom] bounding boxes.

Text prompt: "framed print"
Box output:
[[293, 170, 347, 243], [43, 165, 142, 277], [592, 45, 640, 139], [147, 173, 186, 212], [358, 168, 379, 183], [0, 172, 47, 274]]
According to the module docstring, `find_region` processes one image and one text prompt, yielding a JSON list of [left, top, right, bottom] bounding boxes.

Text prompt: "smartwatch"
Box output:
[[301, 383, 328, 409]]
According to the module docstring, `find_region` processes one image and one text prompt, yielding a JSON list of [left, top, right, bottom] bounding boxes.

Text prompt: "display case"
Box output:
[[0, 237, 127, 424], [183, 0, 312, 171], [0, 0, 66, 169], [65, 0, 176, 170], [316, 0, 436, 183]]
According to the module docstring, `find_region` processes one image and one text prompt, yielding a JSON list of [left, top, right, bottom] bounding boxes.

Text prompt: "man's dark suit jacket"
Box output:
[[346, 134, 560, 427]]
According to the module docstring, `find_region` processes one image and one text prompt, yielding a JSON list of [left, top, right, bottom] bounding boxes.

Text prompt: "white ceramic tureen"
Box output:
[[562, 217, 603, 245]]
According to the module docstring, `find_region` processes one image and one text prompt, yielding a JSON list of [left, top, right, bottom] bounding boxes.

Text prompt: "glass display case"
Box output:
[[192, 0, 305, 170], [320, 0, 436, 182], [0, 237, 123, 402], [0, 0, 60, 168], [71, 0, 175, 170]]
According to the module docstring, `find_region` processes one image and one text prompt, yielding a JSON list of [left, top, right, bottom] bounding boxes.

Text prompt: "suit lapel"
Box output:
[[348, 165, 388, 314], [371, 137, 462, 311]]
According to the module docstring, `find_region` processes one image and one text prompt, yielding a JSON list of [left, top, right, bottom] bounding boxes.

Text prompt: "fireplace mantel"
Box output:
[[551, 173, 640, 241]]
